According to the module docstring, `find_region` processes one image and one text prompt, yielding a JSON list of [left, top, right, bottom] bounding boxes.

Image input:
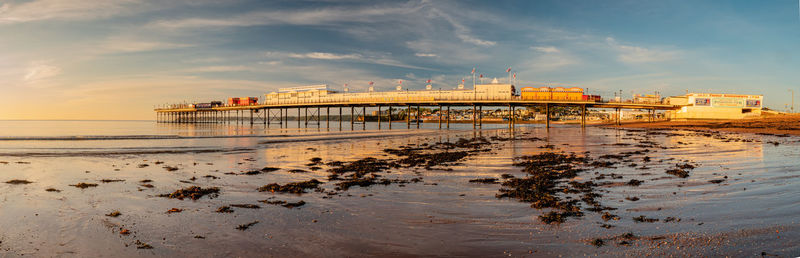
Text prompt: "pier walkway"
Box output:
[[154, 99, 680, 129]]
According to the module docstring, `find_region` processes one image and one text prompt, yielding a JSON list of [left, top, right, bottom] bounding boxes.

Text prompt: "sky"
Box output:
[[1, 0, 799, 120]]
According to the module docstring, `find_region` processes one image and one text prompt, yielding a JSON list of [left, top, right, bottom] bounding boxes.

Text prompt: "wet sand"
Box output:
[[1, 122, 799, 257], [610, 114, 800, 136]]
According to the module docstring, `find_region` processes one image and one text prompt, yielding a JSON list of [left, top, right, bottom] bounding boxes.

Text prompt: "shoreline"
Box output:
[[603, 114, 800, 136]]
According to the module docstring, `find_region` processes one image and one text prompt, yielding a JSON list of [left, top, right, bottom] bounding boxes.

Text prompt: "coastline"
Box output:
[[602, 114, 800, 136]]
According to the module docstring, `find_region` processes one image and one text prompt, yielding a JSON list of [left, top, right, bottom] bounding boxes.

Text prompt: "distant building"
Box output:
[[633, 94, 661, 104], [666, 93, 763, 119]]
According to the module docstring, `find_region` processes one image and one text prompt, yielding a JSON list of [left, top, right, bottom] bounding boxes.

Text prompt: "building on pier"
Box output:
[[264, 80, 516, 104]]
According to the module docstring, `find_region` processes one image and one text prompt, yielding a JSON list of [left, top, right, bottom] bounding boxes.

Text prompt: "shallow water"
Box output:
[[0, 121, 798, 257]]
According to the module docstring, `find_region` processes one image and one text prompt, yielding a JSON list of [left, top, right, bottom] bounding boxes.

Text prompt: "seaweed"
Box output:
[[5, 179, 33, 185], [70, 182, 99, 188], [159, 186, 220, 200], [257, 179, 322, 194]]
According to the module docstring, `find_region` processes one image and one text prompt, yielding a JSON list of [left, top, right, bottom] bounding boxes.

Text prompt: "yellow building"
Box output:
[[666, 93, 763, 119], [521, 87, 583, 100]]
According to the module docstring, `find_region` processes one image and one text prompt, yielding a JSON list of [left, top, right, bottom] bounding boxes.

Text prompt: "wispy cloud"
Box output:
[[100, 36, 193, 53], [24, 62, 61, 82], [415, 53, 437, 57], [606, 37, 680, 63], [522, 46, 579, 72], [280, 51, 435, 71], [0, 0, 140, 24], [181, 65, 253, 73], [288, 52, 362, 60], [427, 8, 496, 47], [531, 46, 560, 53], [149, 4, 421, 29]]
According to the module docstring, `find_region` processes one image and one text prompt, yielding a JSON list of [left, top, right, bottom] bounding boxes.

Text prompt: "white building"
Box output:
[[666, 93, 763, 119], [264, 81, 516, 105]]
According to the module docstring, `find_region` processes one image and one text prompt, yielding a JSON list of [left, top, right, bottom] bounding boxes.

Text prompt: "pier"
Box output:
[[154, 99, 679, 129]]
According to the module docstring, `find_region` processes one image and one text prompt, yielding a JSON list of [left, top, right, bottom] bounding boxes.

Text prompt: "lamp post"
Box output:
[[790, 89, 795, 113]]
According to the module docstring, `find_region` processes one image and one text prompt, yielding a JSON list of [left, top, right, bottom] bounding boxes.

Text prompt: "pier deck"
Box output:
[[154, 99, 681, 128]]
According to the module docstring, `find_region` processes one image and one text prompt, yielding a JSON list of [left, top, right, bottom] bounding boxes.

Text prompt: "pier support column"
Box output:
[[581, 105, 587, 127], [339, 107, 342, 130], [512, 105, 516, 129], [479, 106, 483, 128], [438, 105, 442, 129], [266, 109, 270, 128], [508, 105, 512, 128], [545, 104, 550, 129], [250, 110, 254, 125], [363, 106, 366, 130], [304, 108, 308, 127], [326, 107, 330, 129], [472, 105, 476, 129], [297, 108, 301, 128], [388, 106, 393, 129], [406, 105, 411, 129], [416, 105, 420, 129], [350, 106, 355, 130], [378, 106, 382, 130], [446, 106, 451, 129]]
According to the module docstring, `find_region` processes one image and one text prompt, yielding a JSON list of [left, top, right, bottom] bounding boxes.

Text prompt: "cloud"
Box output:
[[24, 62, 61, 82], [101, 38, 193, 53], [149, 1, 496, 48], [521, 46, 579, 72], [606, 37, 680, 63], [415, 53, 437, 57], [288, 52, 362, 60], [181, 65, 253, 73], [283, 51, 435, 70], [427, 8, 496, 47], [0, 0, 139, 24], [531, 46, 560, 53], [149, 4, 421, 29]]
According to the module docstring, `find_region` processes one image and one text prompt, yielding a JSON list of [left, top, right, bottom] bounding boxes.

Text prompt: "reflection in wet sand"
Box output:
[[0, 121, 798, 256]]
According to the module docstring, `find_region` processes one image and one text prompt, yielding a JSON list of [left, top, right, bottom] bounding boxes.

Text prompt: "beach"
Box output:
[[0, 120, 798, 256], [610, 114, 800, 136]]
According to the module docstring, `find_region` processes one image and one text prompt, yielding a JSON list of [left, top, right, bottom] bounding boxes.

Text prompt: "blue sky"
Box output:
[[1, 0, 799, 119]]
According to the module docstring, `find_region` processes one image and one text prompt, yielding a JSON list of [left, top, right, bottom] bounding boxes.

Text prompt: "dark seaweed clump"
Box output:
[[626, 179, 643, 186], [469, 178, 499, 184], [261, 167, 280, 172], [326, 158, 402, 190], [5, 179, 33, 185], [216, 206, 233, 213], [159, 186, 220, 200], [327, 157, 397, 180], [259, 199, 306, 208], [666, 163, 696, 178], [70, 182, 99, 188], [230, 204, 260, 209], [236, 221, 259, 230], [497, 152, 615, 224], [632, 215, 659, 223], [257, 179, 322, 194]]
